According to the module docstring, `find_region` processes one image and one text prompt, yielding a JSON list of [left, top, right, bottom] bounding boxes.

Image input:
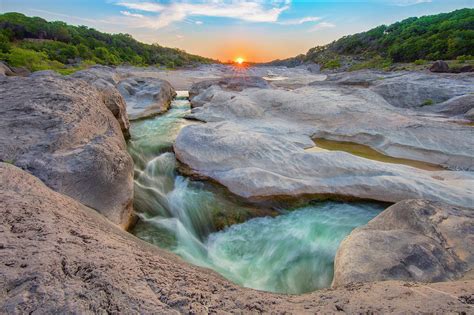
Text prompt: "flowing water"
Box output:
[[128, 92, 384, 294]]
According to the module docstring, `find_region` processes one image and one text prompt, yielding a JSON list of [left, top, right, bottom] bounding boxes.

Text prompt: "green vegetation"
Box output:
[[268, 9, 474, 71], [0, 12, 214, 73], [421, 99, 434, 106]]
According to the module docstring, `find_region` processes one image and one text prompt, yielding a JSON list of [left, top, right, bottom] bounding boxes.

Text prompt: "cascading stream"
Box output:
[[128, 91, 384, 294]]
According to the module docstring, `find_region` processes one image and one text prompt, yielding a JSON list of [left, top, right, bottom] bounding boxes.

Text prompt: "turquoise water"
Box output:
[[129, 93, 383, 294]]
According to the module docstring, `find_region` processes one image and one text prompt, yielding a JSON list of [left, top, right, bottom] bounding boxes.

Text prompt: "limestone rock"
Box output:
[[369, 71, 474, 108], [333, 199, 474, 287], [0, 75, 133, 227], [427, 94, 474, 120], [71, 67, 130, 138], [175, 121, 473, 207], [0, 61, 14, 76], [430, 60, 450, 73], [117, 77, 176, 120], [189, 76, 272, 107], [1, 163, 472, 314]]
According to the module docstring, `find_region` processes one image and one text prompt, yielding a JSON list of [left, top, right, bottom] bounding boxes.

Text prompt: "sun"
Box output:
[[235, 57, 245, 65]]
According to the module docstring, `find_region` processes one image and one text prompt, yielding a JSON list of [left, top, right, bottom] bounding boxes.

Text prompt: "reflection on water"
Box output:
[[309, 138, 445, 171]]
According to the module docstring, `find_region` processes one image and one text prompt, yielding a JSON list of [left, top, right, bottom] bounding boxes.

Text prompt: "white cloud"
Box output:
[[195, 21, 203, 25], [308, 22, 335, 32], [116, 0, 291, 29], [120, 10, 144, 18], [278, 16, 321, 25]]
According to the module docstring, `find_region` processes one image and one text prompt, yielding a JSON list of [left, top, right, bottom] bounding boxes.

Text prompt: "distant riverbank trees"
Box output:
[[0, 12, 214, 73]]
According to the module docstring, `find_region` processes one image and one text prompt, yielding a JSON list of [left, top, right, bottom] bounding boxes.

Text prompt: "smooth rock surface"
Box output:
[[427, 94, 474, 120], [318, 70, 474, 108], [333, 199, 474, 287], [1, 163, 472, 314], [117, 77, 176, 120], [0, 75, 133, 227], [369, 71, 474, 108], [175, 121, 473, 207], [184, 82, 474, 170]]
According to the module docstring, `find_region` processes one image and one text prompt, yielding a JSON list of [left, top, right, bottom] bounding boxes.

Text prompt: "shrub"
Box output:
[[421, 99, 434, 106], [324, 59, 341, 69]]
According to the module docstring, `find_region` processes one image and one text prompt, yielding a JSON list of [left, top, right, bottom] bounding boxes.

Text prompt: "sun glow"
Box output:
[[235, 57, 245, 64]]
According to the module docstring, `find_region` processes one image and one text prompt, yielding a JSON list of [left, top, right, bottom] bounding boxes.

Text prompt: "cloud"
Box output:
[[116, 0, 291, 29], [120, 10, 144, 18], [278, 16, 321, 25], [195, 21, 203, 25], [308, 22, 335, 32]]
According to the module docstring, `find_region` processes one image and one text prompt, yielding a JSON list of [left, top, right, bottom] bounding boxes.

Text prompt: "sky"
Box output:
[[1, 0, 473, 62]]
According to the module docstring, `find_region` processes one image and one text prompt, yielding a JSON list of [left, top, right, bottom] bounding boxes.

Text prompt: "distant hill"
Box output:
[[266, 8, 474, 70], [0, 12, 214, 74]]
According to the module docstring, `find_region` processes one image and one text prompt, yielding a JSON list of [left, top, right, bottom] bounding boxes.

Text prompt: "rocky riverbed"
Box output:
[[1, 63, 473, 313]]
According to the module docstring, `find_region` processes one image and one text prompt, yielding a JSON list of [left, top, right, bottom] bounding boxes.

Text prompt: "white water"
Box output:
[[128, 92, 383, 294]]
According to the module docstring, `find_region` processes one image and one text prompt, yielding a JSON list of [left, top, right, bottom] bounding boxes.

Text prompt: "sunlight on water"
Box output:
[[129, 92, 383, 294]]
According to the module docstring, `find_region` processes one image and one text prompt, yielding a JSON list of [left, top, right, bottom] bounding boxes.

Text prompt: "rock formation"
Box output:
[[71, 66, 131, 138], [0, 75, 134, 228], [117, 77, 176, 120], [174, 76, 473, 207], [1, 163, 472, 314], [333, 199, 474, 287]]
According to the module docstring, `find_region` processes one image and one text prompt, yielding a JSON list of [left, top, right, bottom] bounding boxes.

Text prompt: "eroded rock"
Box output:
[[1, 163, 472, 314], [0, 75, 133, 227], [333, 199, 474, 287], [71, 67, 130, 138], [117, 77, 176, 120], [189, 76, 272, 107]]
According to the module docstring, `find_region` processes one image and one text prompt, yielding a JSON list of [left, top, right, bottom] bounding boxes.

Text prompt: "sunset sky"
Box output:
[[2, 0, 473, 62]]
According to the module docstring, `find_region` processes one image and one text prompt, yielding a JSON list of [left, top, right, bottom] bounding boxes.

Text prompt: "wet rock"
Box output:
[[30, 70, 62, 78], [0, 75, 133, 227], [333, 199, 474, 287], [1, 163, 472, 314], [117, 77, 176, 120], [430, 60, 450, 73]]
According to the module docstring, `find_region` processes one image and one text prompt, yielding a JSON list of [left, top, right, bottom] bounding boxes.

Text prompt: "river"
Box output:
[[128, 92, 383, 294]]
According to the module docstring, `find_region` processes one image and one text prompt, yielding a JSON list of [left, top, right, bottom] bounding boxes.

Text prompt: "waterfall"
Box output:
[[128, 92, 383, 294]]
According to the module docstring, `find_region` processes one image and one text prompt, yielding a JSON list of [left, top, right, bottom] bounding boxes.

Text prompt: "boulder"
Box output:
[[71, 65, 121, 85], [333, 199, 474, 287], [430, 60, 450, 73], [0, 75, 133, 228], [1, 163, 472, 314], [71, 67, 130, 138], [427, 94, 474, 120], [0, 61, 14, 76], [117, 77, 176, 120], [189, 76, 272, 107]]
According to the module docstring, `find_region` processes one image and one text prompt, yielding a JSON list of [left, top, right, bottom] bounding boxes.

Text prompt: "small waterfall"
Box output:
[[128, 92, 384, 294]]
